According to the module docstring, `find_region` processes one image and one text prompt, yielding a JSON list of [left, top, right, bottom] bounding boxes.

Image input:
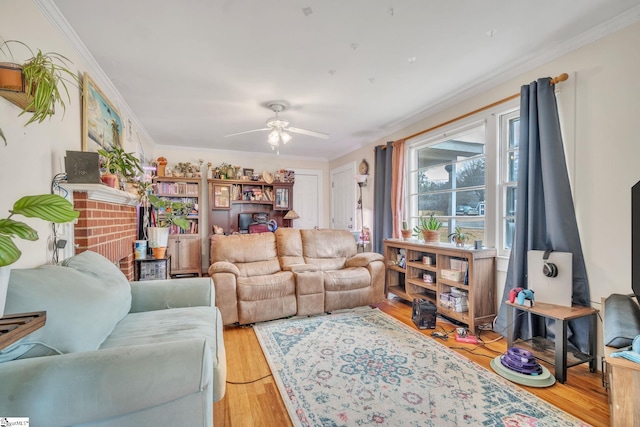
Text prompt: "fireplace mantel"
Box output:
[[62, 184, 139, 206]]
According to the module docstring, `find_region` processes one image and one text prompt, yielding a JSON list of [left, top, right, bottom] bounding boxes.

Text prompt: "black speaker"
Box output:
[[412, 298, 437, 329], [542, 250, 558, 278]]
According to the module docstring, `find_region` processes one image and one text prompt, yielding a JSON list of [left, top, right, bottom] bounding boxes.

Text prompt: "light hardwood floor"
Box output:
[[213, 296, 610, 426]]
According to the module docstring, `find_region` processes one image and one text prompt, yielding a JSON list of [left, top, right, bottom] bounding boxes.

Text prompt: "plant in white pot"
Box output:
[[148, 195, 192, 259], [0, 194, 78, 317]]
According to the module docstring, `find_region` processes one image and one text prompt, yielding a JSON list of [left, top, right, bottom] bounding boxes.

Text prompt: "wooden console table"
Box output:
[[0, 311, 46, 350], [506, 301, 598, 383]]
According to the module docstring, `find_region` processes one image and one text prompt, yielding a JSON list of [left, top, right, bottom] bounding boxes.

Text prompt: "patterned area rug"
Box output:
[[253, 308, 590, 427]]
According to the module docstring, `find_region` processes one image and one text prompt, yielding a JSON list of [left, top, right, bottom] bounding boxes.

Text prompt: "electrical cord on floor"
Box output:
[[226, 373, 273, 385]]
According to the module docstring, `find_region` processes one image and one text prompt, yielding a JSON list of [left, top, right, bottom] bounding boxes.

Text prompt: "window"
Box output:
[[408, 123, 486, 243], [500, 110, 520, 252], [406, 101, 520, 256]]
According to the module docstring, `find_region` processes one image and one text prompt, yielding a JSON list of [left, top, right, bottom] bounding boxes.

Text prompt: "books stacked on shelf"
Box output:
[[168, 221, 198, 234], [156, 182, 199, 195], [231, 185, 241, 201], [263, 188, 273, 201]]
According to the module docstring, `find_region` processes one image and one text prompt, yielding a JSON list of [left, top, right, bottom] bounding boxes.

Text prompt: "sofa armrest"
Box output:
[[130, 277, 214, 313], [208, 261, 240, 276], [283, 263, 318, 273], [345, 252, 385, 267], [0, 339, 212, 427]]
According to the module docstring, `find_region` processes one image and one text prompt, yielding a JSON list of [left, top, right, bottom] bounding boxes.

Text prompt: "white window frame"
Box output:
[[406, 99, 520, 259], [499, 108, 521, 257]]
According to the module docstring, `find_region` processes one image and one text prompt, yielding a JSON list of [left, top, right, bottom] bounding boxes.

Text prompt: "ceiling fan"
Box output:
[[225, 103, 329, 151]]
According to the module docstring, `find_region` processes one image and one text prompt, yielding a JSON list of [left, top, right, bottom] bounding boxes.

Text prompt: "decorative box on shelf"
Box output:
[[441, 269, 465, 282]]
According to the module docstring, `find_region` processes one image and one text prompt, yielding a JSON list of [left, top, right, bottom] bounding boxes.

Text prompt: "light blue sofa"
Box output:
[[0, 251, 226, 426]]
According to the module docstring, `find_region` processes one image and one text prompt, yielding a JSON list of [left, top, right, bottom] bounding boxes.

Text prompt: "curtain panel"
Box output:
[[494, 78, 591, 353]]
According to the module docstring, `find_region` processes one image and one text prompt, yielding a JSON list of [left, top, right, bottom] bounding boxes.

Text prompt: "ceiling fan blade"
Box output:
[[224, 128, 270, 137], [287, 127, 330, 139]]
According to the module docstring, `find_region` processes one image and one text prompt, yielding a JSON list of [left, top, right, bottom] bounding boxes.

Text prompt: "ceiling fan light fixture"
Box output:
[[281, 131, 291, 144], [268, 129, 280, 145]]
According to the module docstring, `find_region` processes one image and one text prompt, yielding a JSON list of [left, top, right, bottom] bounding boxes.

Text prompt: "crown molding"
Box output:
[[383, 4, 640, 137], [32, 0, 157, 149]]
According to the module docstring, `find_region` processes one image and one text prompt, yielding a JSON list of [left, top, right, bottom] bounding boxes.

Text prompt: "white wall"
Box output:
[[332, 21, 640, 319]]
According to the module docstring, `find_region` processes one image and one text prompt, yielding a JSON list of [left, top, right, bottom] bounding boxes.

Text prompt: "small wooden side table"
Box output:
[[506, 301, 598, 383], [0, 311, 46, 350]]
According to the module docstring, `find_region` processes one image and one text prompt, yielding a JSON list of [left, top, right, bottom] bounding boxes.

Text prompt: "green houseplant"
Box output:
[[0, 194, 79, 317], [147, 195, 193, 259], [448, 226, 469, 247], [97, 146, 143, 190], [0, 39, 80, 143], [413, 214, 442, 243], [401, 220, 413, 239]]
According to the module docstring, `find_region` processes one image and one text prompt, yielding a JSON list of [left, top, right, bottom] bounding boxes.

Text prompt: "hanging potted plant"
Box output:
[[0, 194, 78, 317], [0, 38, 80, 144], [147, 195, 192, 259], [413, 214, 442, 243], [97, 146, 143, 190]]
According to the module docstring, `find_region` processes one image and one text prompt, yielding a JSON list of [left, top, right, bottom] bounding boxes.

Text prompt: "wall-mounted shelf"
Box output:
[[0, 89, 35, 112]]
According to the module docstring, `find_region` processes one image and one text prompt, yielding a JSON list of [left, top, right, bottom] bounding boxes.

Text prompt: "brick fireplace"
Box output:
[[64, 184, 139, 280]]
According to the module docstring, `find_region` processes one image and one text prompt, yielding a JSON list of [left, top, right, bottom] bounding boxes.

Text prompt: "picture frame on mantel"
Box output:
[[82, 73, 123, 152]]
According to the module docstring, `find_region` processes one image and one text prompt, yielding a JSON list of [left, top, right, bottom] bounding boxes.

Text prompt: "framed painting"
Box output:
[[82, 73, 123, 151]]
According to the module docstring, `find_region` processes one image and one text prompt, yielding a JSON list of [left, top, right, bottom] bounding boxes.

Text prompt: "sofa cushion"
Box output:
[[323, 267, 371, 292], [211, 233, 281, 276], [237, 271, 295, 301], [275, 228, 305, 267], [301, 229, 357, 271], [100, 306, 226, 402], [0, 251, 132, 361]]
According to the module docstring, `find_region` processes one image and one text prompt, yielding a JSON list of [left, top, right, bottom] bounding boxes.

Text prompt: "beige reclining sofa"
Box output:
[[209, 228, 385, 325]]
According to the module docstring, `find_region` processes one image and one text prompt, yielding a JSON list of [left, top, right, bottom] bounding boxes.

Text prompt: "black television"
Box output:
[[238, 213, 254, 234], [633, 181, 640, 299]]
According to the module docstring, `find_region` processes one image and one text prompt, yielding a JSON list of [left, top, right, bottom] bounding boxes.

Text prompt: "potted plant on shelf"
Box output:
[[97, 146, 143, 190], [0, 194, 78, 317], [0, 38, 80, 143], [448, 226, 469, 247], [147, 195, 193, 259], [413, 214, 442, 243], [401, 220, 413, 239]]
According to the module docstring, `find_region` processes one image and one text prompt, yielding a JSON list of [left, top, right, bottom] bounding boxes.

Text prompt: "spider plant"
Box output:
[[0, 38, 80, 132]]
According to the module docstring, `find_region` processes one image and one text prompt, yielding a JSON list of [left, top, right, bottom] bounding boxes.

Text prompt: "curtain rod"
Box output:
[[378, 73, 569, 149]]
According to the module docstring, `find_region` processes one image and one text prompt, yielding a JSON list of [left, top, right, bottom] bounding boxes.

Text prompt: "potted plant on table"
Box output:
[[147, 195, 193, 259], [0, 38, 80, 144], [0, 194, 78, 317], [401, 220, 413, 239], [97, 146, 143, 190], [413, 214, 442, 243], [448, 226, 469, 247]]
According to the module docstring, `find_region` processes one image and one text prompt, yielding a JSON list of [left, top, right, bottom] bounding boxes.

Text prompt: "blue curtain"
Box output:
[[494, 78, 591, 353], [373, 142, 393, 254]]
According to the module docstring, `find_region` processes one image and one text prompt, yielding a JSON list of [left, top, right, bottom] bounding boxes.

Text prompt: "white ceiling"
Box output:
[[50, 0, 640, 160]]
